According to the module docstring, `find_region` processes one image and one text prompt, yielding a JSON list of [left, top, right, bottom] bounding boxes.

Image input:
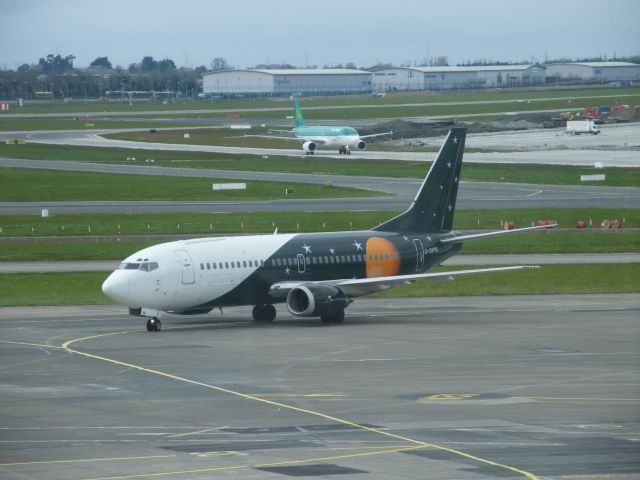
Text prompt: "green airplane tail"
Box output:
[[293, 98, 305, 127]]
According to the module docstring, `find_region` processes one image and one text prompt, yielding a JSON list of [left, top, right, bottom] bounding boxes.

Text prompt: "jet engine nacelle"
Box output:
[[286, 284, 348, 317], [356, 140, 366, 150], [302, 141, 317, 153]]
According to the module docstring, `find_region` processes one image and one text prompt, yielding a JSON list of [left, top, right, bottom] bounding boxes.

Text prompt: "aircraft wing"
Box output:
[[270, 265, 538, 299], [359, 131, 393, 140]]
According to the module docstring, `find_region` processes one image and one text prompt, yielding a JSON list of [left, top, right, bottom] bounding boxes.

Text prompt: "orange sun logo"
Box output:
[[365, 237, 400, 278]]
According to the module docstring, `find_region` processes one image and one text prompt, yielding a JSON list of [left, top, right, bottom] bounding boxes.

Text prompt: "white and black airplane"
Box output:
[[102, 127, 554, 331]]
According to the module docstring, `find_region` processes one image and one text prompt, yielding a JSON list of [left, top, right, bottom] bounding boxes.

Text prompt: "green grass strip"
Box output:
[[0, 167, 379, 202], [1, 263, 638, 307], [1, 209, 637, 237]]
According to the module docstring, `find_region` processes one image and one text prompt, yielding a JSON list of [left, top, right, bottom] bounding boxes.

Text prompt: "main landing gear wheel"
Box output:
[[146, 317, 162, 332], [320, 308, 345, 324], [252, 304, 276, 322]]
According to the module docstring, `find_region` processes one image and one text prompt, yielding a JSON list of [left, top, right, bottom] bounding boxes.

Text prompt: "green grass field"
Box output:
[[1, 263, 638, 307], [3, 143, 639, 186], [2, 88, 638, 131], [7, 86, 640, 114], [1, 231, 637, 262], [0, 167, 380, 202]]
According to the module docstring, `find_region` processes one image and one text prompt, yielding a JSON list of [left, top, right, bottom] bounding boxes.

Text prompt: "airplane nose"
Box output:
[[102, 272, 130, 304]]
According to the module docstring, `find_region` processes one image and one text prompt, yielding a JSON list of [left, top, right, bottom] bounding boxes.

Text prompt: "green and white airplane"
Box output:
[[257, 99, 393, 155]]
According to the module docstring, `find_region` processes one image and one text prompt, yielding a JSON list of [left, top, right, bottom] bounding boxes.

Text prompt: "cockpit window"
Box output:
[[118, 261, 159, 271], [140, 262, 159, 272]]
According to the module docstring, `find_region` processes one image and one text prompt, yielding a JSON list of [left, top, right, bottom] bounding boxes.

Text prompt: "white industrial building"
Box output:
[[202, 69, 372, 96], [371, 65, 546, 91], [543, 62, 640, 83]]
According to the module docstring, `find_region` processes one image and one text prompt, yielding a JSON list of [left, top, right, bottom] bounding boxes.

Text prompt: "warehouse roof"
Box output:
[[204, 69, 370, 76], [372, 65, 543, 73], [545, 62, 639, 68]]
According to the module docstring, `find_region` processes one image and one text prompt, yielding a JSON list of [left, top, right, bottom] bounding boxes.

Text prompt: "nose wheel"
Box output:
[[146, 317, 162, 332]]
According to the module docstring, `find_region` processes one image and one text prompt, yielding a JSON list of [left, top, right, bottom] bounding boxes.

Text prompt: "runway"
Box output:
[[2, 158, 639, 214], [1, 295, 638, 479], [2, 253, 639, 273], [9, 127, 640, 166]]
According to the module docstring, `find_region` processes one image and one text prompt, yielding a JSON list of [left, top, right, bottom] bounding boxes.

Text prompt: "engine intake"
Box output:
[[287, 284, 349, 317], [356, 140, 366, 150], [302, 141, 317, 153]]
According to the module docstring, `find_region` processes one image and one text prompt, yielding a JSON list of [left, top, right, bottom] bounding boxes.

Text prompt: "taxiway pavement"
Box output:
[[6, 128, 639, 166], [0, 295, 638, 479], [1, 158, 639, 214]]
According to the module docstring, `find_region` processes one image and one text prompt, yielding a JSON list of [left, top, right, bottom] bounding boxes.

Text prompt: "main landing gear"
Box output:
[[338, 147, 351, 155], [252, 304, 276, 322], [146, 317, 162, 332], [320, 307, 345, 324]]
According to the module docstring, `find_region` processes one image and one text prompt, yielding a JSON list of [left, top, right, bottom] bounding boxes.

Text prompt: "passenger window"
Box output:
[[260, 260, 264, 266], [312, 257, 317, 264], [206, 263, 211, 270], [357, 255, 362, 262], [277, 259, 282, 266], [374, 254, 378, 260], [341, 255, 346, 263], [385, 254, 389, 260], [271, 259, 276, 266], [330, 256, 335, 263], [242, 260, 246, 267], [287, 258, 293, 266], [213, 263, 217, 270], [324, 256, 329, 263], [225, 262, 229, 269], [248, 260, 253, 267]]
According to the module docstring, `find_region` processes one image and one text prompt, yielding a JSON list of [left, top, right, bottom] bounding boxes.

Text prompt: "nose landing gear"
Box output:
[[146, 317, 162, 332]]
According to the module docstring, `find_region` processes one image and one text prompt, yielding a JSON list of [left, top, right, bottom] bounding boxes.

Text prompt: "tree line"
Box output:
[[1, 52, 637, 101]]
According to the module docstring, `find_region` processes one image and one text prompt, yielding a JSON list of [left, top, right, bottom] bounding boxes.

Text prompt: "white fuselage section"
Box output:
[[102, 234, 296, 313], [297, 134, 362, 149]]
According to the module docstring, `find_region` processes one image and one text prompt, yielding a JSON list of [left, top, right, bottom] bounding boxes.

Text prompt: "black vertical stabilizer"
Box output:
[[372, 127, 466, 233]]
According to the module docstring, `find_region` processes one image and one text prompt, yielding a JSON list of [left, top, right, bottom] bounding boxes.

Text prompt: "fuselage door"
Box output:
[[296, 253, 306, 273], [175, 249, 195, 285], [413, 239, 425, 271]]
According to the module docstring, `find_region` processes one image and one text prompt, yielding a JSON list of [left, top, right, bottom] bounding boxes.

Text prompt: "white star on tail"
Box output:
[[453, 137, 458, 144], [329, 248, 335, 255], [353, 241, 362, 251], [302, 244, 312, 254]]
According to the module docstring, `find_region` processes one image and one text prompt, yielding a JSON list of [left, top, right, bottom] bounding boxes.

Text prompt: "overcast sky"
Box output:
[[1, 0, 638, 69]]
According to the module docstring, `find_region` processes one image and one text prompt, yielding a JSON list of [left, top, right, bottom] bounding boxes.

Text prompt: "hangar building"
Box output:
[[371, 65, 546, 91], [202, 69, 372, 96], [543, 62, 640, 83]]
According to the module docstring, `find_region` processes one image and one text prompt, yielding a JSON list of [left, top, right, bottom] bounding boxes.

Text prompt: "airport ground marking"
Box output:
[[0, 339, 65, 350], [166, 426, 228, 439], [81, 446, 428, 480], [0, 454, 176, 467], [62, 332, 541, 480], [514, 396, 640, 402]]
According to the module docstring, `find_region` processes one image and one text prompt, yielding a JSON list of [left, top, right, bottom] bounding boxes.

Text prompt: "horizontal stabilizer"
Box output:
[[439, 224, 557, 244]]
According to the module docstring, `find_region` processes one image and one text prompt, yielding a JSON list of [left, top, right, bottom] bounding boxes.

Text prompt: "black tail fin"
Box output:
[[373, 127, 466, 234]]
